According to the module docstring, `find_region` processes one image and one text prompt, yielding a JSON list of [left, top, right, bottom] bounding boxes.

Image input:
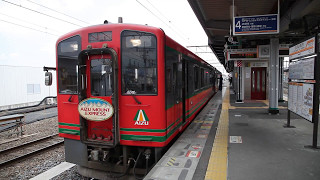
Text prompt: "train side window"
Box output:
[[166, 68, 172, 92], [121, 30, 157, 95], [173, 63, 178, 95], [201, 68, 204, 88], [194, 65, 199, 90]]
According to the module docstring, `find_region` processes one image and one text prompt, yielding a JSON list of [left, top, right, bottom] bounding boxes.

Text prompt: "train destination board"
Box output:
[[233, 14, 278, 35]]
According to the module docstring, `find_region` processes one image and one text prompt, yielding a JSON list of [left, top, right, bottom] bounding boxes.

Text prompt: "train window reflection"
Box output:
[[57, 35, 81, 94], [58, 58, 78, 94], [121, 30, 157, 95]]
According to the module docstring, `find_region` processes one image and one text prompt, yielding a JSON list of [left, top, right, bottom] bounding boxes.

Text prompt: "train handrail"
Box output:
[[125, 104, 151, 107]]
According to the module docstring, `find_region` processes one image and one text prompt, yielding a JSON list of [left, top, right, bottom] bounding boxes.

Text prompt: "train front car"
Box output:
[[56, 22, 217, 179], [56, 24, 166, 178]]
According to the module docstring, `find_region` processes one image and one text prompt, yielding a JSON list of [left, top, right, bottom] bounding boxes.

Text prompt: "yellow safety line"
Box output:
[[229, 99, 287, 110], [205, 87, 230, 180], [229, 106, 287, 110]]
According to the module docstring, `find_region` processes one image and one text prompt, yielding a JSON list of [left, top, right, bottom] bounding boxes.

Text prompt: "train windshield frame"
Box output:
[[57, 35, 81, 94], [121, 30, 158, 95]]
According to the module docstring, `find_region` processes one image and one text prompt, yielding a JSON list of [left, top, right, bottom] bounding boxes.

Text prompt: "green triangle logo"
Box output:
[[134, 110, 149, 122]]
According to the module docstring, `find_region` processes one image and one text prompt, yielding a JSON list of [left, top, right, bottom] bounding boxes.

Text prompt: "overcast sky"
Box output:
[[0, 0, 225, 73]]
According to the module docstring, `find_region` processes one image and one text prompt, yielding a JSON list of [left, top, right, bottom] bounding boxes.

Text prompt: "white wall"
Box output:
[[0, 65, 57, 110]]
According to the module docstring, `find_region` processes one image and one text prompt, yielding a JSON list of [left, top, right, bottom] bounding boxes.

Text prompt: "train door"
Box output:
[[173, 62, 183, 127], [182, 59, 187, 123], [251, 67, 266, 100], [78, 49, 119, 147]]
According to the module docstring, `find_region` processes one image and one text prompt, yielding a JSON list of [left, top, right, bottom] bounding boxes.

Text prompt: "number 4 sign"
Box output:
[[233, 14, 279, 35]]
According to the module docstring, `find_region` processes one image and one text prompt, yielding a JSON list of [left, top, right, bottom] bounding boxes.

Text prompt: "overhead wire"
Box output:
[[143, 1, 206, 49], [1, 0, 83, 27], [25, 0, 90, 25], [145, 0, 190, 41], [0, 19, 58, 36], [141, 0, 217, 63], [0, 12, 63, 33], [136, 0, 189, 45]]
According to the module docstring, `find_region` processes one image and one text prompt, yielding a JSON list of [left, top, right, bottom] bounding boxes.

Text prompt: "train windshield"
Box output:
[[121, 30, 157, 95], [57, 35, 81, 94]]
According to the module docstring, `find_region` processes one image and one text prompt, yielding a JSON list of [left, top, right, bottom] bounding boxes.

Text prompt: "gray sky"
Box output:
[[0, 0, 224, 73]]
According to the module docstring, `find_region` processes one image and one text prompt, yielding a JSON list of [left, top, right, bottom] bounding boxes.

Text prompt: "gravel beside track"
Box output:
[[0, 117, 81, 179]]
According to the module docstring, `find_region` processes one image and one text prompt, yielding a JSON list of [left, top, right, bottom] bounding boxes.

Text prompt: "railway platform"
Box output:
[[145, 85, 320, 180]]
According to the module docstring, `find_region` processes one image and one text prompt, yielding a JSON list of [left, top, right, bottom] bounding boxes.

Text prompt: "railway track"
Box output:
[[0, 134, 64, 167]]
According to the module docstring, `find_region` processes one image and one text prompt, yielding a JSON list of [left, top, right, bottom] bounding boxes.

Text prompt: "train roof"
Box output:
[[57, 23, 214, 69]]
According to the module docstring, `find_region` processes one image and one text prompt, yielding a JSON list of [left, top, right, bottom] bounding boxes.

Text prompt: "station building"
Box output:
[[188, 0, 320, 114], [0, 65, 57, 111]]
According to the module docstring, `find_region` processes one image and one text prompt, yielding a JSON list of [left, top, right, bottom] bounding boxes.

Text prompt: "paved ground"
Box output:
[[227, 86, 320, 180], [150, 85, 320, 180], [228, 101, 320, 180], [24, 107, 57, 124]]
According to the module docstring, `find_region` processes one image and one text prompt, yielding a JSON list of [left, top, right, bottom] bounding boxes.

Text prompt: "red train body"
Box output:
[[56, 23, 220, 178]]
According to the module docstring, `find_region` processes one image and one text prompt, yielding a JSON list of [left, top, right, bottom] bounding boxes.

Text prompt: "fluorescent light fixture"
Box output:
[[130, 39, 141, 47], [71, 43, 78, 51], [135, 68, 138, 80]]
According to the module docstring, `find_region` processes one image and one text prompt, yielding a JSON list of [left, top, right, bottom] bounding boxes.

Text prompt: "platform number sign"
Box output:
[[233, 14, 278, 35], [235, 20, 241, 29]]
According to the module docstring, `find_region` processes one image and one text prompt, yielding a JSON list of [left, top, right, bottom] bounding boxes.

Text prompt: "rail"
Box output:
[[0, 134, 63, 167]]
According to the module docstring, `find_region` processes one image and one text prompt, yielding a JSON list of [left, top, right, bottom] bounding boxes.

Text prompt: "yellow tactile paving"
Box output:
[[205, 87, 230, 180], [229, 105, 287, 109]]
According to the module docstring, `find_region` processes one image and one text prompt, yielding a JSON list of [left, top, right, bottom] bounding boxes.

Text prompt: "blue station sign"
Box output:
[[233, 14, 279, 35]]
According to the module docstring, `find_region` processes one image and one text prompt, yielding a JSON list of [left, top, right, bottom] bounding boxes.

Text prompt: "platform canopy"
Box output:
[[188, 0, 320, 72]]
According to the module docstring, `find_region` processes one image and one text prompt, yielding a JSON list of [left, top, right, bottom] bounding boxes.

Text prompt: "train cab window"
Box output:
[[121, 30, 157, 95], [57, 35, 81, 94], [91, 59, 113, 96]]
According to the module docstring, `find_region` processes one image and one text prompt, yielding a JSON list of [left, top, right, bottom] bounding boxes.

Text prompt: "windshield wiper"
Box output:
[[127, 89, 141, 104]]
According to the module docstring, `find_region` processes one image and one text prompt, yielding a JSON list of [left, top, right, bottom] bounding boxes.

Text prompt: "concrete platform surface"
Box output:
[[146, 86, 320, 180]]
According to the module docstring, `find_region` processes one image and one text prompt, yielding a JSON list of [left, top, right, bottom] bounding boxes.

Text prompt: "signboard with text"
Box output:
[[289, 37, 315, 60], [227, 48, 258, 61], [287, 34, 320, 148], [233, 14, 279, 35], [289, 57, 315, 80], [288, 83, 313, 122], [287, 35, 318, 124]]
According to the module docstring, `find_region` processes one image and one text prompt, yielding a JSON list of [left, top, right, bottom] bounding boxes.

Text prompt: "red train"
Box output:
[[54, 22, 220, 178]]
